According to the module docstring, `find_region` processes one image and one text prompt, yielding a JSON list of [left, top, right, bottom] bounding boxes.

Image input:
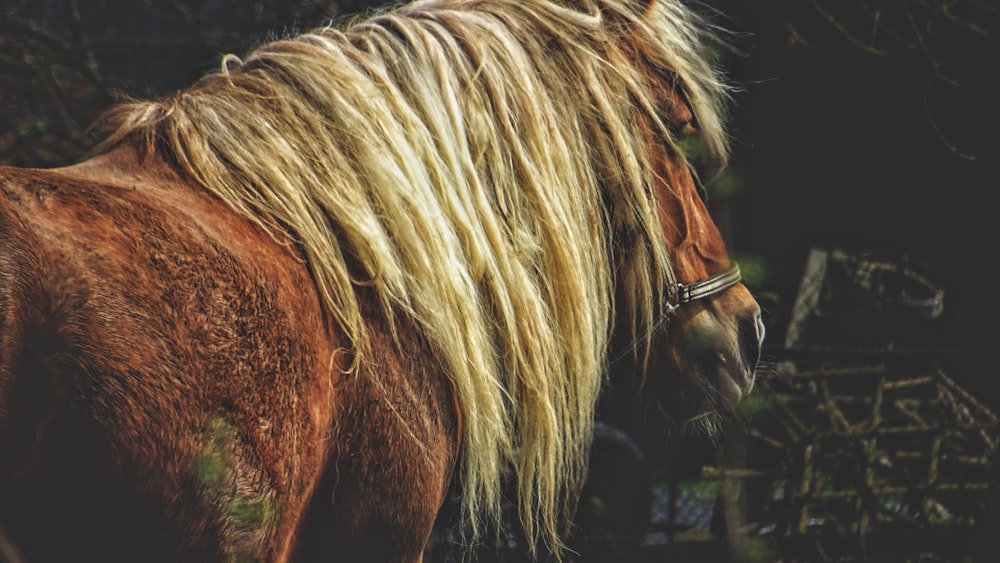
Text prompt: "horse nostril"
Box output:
[[756, 312, 766, 348], [738, 311, 763, 370]]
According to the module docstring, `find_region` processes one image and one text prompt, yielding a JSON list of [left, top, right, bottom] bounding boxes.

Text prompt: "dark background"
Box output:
[[711, 0, 999, 348]]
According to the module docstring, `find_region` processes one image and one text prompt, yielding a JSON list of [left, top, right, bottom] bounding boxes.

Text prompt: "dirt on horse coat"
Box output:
[[0, 0, 762, 561]]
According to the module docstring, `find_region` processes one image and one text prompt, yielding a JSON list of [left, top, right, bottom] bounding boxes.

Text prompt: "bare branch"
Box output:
[[922, 80, 977, 160], [812, 0, 891, 55]]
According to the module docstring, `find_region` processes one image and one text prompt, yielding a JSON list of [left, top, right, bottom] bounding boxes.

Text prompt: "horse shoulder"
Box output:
[[0, 150, 342, 562]]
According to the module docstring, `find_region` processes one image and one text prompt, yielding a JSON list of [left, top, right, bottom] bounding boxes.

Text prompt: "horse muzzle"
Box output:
[[719, 308, 765, 403], [676, 299, 764, 413]]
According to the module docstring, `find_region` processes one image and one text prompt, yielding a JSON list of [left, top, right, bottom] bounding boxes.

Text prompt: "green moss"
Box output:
[[228, 497, 278, 527], [194, 451, 228, 489], [195, 416, 236, 489]]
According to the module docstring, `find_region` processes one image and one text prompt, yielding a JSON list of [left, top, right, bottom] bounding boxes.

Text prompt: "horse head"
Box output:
[[641, 125, 764, 430], [609, 9, 764, 432]]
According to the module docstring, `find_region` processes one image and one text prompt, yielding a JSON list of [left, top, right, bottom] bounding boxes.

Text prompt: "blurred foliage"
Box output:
[[806, 0, 998, 160], [0, 0, 394, 166], [0, 27, 106, 166], [705, 0, 999, 160], [2, 0, 997, 167], [734, 254, 768, 289]]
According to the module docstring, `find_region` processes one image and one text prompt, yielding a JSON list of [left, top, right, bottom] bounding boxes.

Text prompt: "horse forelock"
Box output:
[[94, 0, 728, 555]]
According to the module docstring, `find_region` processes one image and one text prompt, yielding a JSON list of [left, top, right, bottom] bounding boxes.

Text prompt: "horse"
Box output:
[[0, 0, 763, 561]]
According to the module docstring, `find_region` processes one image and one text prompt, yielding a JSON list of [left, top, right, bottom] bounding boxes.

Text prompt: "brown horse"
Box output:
[[0, 0, 762, 561]]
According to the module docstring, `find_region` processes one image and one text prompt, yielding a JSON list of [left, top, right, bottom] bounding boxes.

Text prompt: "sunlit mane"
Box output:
[[96, 0, 728, 554]]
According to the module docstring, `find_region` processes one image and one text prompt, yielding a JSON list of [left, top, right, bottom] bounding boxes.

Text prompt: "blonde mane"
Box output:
[[97, 0, 728, 554]]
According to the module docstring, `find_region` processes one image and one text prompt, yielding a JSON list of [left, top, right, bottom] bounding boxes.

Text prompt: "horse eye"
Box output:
[[678, 122, 698, 136], [672, 121, 705, 168]]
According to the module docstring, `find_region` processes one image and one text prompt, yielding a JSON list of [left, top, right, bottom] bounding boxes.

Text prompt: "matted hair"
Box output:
[[97, 0, 728, 554]]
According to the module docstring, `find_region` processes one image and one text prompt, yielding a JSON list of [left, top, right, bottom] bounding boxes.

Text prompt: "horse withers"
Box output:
[[0, 0, 761, 561]]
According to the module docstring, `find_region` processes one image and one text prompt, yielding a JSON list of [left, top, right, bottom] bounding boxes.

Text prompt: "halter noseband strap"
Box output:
[[671, 263, 742, 307], [611, 263, 742, 365]]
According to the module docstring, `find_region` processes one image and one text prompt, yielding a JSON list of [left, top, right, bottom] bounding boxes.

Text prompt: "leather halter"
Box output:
[[669, 263, 742, 311], [611, 263, 742, 364]]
